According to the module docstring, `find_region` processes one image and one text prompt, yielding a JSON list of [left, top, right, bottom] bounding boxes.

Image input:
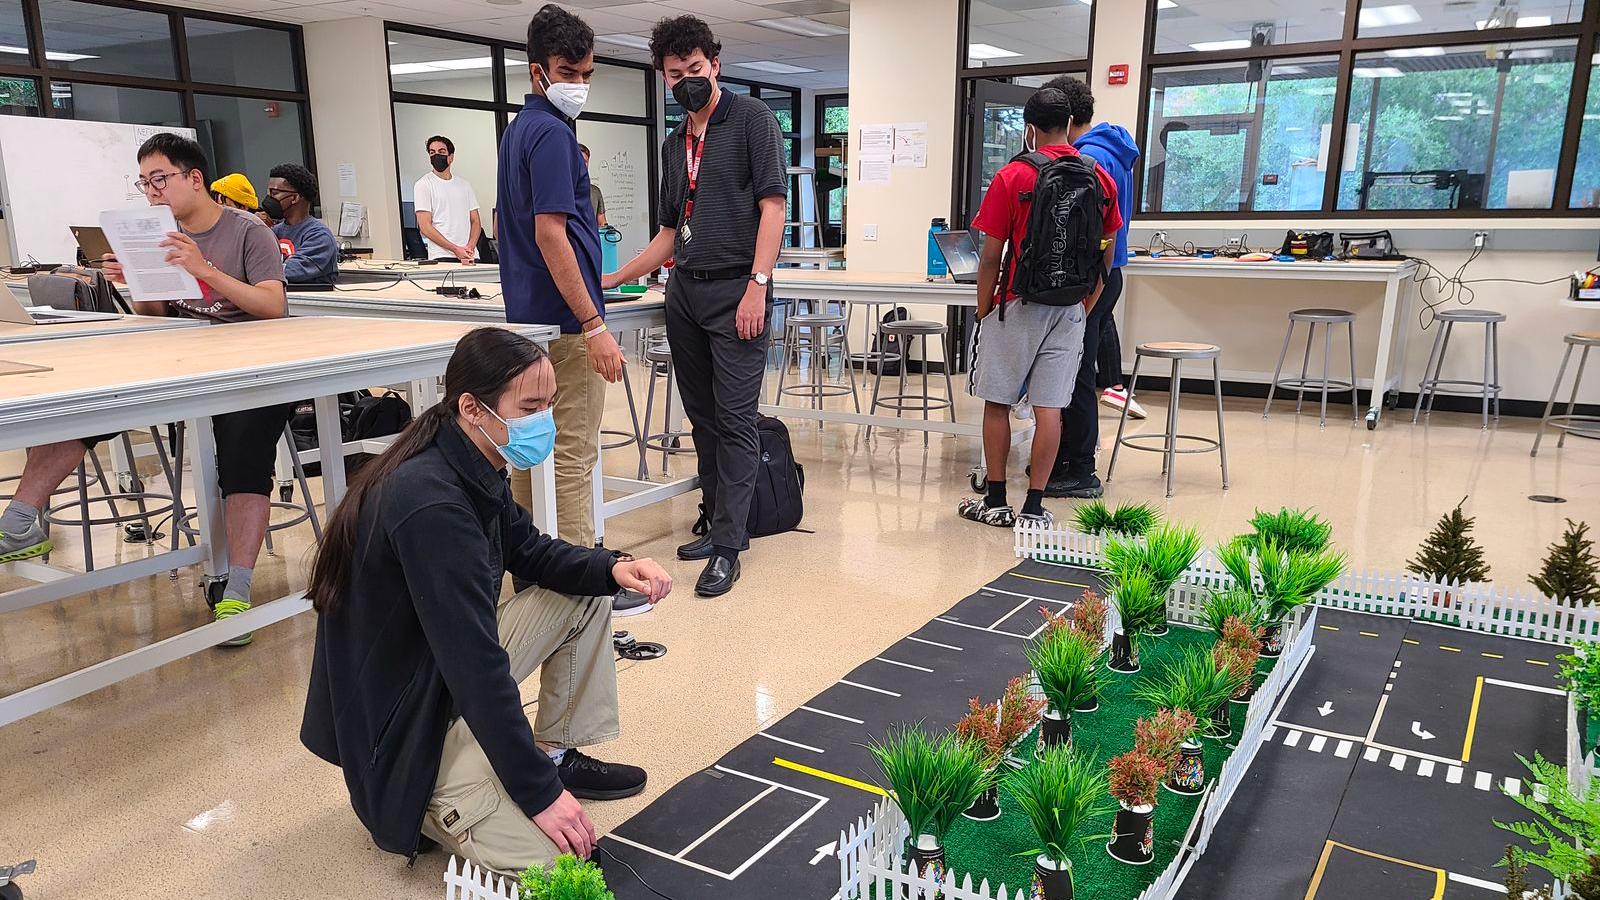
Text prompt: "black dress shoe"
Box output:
[[695, 556, 740, 597], [677, 534, 715, 561]]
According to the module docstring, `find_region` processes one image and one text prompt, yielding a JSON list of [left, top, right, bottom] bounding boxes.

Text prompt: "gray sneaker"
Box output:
[[0, 519, 50, 563], [612, 589, 653, 617]]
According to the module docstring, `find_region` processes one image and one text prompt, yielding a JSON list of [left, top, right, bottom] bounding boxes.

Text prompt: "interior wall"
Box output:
[[303, 16, 401, 256]]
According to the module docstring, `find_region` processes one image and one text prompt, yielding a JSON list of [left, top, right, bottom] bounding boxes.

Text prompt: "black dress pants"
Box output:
[[1055, 266, 1124, 479]]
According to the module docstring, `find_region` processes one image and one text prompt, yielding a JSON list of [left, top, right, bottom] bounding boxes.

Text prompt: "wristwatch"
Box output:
[[750, 272, 770, 286]]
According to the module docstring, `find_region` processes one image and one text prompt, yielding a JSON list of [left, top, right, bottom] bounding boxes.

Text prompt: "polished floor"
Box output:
[[1, 363, 1595, 899]]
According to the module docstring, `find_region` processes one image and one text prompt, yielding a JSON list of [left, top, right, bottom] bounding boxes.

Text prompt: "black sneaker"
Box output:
[[612, 589, 652, 617], [556, 748, 647, 800], [1042, 474, 1104, 499]]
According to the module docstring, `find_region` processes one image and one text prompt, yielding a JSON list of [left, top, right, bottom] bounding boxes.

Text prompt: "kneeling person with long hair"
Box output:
[[301, 327, 671, 874]]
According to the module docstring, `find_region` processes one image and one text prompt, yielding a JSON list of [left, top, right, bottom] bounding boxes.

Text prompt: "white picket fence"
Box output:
[[442, 856, 518, 900], [1016, 523, 1600, 646]]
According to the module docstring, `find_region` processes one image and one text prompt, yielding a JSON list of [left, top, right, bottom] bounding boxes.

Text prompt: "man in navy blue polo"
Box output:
[[499, 4, 626, 565]]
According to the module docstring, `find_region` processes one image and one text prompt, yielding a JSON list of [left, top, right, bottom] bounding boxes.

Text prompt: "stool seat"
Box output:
[[1568, 332, 1600, 346], [1138, 341, 1219, 359], [1534, 329, 1600, 456], [1436, 308, 1506, 323], [1290, 308, 1356, 322], [644, 343, 673, 365], [882, 319, 945, 336], [789, 312, 847, 326]]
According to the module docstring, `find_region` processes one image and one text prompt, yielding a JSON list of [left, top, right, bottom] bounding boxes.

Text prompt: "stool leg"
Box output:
[[842, 325, 862, 413], [1413, 322, 1447, 423], [1264, 320, 1294, 418], [1425, 322, 1455, 419], [119, 432, 157, 543], [868, 340, 887, 441], [896, 345, 909, 424], [1319, 323, 1332, 427], [1532, 342, 1574, 457], [1480, 322, 1492, 429], [1213, 358, 1230, 489], [1491, 322, 1502, 421], [663, 365, 676, 478], [1106, 354, 1141, 484], [1558, 345, 1591, 450], [643, 360, 659, 471], [810, 326, 824, 427], [921, 335, 932, 448], [75, 462, 94, 572], [1295, 323, 1314, 415], [284, 425, 322, 541], [619, 364, 647, 481], [942, 350, 957, 425], [1347, 320, 1360, 421], [1165, 359, 1180, 498], [149, 426, 184, 555]]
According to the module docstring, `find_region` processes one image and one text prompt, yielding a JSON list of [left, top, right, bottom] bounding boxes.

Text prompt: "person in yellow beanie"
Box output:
[[210, 172, 259, 212]]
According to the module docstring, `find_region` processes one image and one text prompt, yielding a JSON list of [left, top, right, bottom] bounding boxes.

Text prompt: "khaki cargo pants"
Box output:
[[420, 585, 619, 877], [511, 333, 607, 547]]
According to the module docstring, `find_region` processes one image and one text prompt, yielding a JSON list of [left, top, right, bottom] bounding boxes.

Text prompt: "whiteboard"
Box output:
[[0, 118, 197, 266]]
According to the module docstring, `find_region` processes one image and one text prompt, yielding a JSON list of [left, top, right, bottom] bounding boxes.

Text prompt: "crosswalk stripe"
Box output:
[[1417, 759, 1435, 777], [1389, 753, 1406, 770], [1447, 766, 1463, 784], [1335, 740, 1353, 758], [1283, 729, 1303, 747], [1307, 735, 1326, 753], [1504, 777, 1522, 795], [1364, 747, 1381, 762], [1263, 725, 1277, 742], [1475, 771, 1492, 790]]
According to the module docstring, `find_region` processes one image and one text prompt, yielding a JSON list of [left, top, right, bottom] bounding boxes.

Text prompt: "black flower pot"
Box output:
[[964, 782, 1001, 821], [1164, 740, 1205, 795], [1149, 620, 1169, 637], [1206, 702, 1232, 740], [1108, 629, 1140, 673], [905, 835, 945, 898], [1037, 708, 1072, 752], [1260, 622, 1284, 659], [1105, 803, 1154, 865], [1073, 692, 1100, 713], [1030, 855, 1074, 900]]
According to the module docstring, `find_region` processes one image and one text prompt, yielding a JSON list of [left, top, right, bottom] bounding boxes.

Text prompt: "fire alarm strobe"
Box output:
[[1108, 64, 1129, 85]]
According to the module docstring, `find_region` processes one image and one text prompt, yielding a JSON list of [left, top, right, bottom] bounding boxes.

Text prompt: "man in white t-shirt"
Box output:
[[414, 134, 482, 264]]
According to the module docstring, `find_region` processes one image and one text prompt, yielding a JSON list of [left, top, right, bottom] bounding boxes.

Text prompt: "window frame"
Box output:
[[0, 0, 313, 170], [1136, 0, 1600, 219]]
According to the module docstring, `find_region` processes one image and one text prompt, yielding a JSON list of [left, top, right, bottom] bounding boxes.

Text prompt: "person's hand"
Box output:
[[736, 280, 767, 340], [531, 790, 596, 859], [161, 232, 215, 280], [976, 299, 994, 321], [100, 252, 124, 285], [255, 211, 274, 228], [586, 328, 624, 383], [456, 247, 476, 266], [601, 271, 624, 291], [612, 557, 672, 604]]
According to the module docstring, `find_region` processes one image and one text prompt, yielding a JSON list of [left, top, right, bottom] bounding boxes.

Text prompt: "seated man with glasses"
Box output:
[[0, 132, 292, 647]]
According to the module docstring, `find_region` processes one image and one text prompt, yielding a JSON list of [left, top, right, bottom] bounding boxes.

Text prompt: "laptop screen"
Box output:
[[934, 230, 981, 278]]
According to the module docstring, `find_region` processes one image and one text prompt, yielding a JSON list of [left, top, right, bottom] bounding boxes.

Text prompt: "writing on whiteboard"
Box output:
[[598, 149, 637, 229]]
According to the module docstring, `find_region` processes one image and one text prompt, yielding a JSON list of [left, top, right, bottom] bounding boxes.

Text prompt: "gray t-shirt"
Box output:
[[169, 206, 285, 323], [590, 183, 606, 217]]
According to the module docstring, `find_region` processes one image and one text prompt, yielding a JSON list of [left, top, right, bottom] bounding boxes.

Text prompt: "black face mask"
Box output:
[[262, 195, 286, 222], [672, 76, 714, 113], [430, 153, 449, 172]]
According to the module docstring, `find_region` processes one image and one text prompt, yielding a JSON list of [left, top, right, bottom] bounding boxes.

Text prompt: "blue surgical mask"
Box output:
[[480, 407, 555, 470]]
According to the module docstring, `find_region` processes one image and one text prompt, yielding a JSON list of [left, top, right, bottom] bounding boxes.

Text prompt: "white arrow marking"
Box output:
[[1317, 701, 1334, 717], [1411, 721, 1435, 740], [811, 842, 837, 866]]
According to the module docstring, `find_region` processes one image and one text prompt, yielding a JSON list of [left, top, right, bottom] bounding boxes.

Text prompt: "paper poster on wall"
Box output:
[[337, 163, 358, 198], [859, 157, 892, 185], [859, 124, 893, 155], [892, 122, 928, 168]]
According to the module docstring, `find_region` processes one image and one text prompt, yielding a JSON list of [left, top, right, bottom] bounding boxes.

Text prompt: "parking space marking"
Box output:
[[933, 616, 1018, 638], [757, 732, 824, 754], [798, 706, 864, 725], [1007, 572, 1090, 589], [1449, 872, 1507, 893], [1484, 677, 1564, 697], [988, 597, 1035, 630], [906, 636, 963, 652], [839, 680, 900, 698], [873, 657, 933, 673], [1303, 841, 1445, 900], [771, 757, 885, 797], [676, 786, 777, 858]]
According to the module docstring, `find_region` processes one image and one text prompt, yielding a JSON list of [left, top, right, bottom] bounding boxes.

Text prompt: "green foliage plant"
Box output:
[[1201, 587, 1264, 639], [1408, 498, 1491, 584], [1494, 752, 1600, 884], [869, 724, 995, 843], [1257, 542, 1345, 626], [1028, 630, 1101, 715], [520, 855, 614, 900], [1134, 646, 1237, 723], [1533, 520, 1600, 606], [1561, 642, 1600, 711], [1246, 507, 1332, 555], [1004, 743, 1114, 865], [1112, 570, 1167, 648]]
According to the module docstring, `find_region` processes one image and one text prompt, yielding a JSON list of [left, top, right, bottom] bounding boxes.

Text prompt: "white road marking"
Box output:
[[1504, 777, 1522, 795], [1533, 783, 1549, 802], [1307, 735, 1326, 753], [1263, 724, 1278, 742], [1447, 766, 1463, 784], [1283, 729, 1303, 747], [1364, 747, 1381, 762], [1475, 771, 1492, 790], [840, 679, 900, 698], [1335, 740, 1353, 758], [906, 635, 963, 652], [756, 732, 825, 754], [677, 786, 777, 857], [874, 657, 934, 673], [799, 705, 864, 725], [1483, 677, 1565, 696], [1390, 753, 1406, 770], [1417, 759, 1435, 777], [1449, 872, 1507, 893], [988, 597, 1035, 630]]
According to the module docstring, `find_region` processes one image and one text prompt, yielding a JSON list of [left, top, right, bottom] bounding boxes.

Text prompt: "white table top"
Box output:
[[0, 313, 204, 345], [287, 282, 664, 328]]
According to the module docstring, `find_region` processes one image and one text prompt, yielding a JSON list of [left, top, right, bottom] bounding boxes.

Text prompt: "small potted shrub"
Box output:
[[1108, 571, 1165, 673], [1233, 540, 1342, 658], [1006, 743, 1113, 900], [1533, 519, 1600, 606], [1133, 707, 1200, 782], [955, 677, 1047, 820], [1408, 498, 1491, 606], [1075, 500, 1161, 538], [1245, 507, 1332, 555], [1209, 642, 1259, 738], [1135, 648, 1236, 794], [868, 724, 993, 889], [1218, 616, 1264, 703], [1070, 590, 1109, 645], [1201, 587, 1264, 642], [1029, 630, 1102, 749], [1106, 524, 1203, 636], [1105, 751, 1165, 865], [520, 854, 614, 900]]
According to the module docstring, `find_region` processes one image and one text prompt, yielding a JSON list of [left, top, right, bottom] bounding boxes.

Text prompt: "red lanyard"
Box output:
[[681, 93, 719, 223]]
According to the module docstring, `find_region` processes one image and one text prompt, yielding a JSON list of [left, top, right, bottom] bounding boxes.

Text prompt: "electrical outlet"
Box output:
[[1473, 230, 1489, 250], [864, 224, 878, 241]]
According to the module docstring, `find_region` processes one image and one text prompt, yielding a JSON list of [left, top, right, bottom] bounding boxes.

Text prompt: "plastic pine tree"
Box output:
[[1532, 520, 1600, 606], [1408, 498, 1491, 585]]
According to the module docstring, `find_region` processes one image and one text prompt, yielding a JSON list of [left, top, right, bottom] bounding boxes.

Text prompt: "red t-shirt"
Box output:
[[971, 144, 1123, 301]]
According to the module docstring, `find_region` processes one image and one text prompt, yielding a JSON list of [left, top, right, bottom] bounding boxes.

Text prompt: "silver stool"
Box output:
[[641, 343, 693, 478], [869, 319, 956, 448], [774, 310, 860, 427], [1264, 308, 1359, 426], [174, 425, 322, 564], [600, 364, 649, 481], [44, 428, 186, 572], [1412, 308, 1504, 429], [846, 301, 904, 376], [1107, 342, 1229, 499], [1532, 332, 1600, 456]]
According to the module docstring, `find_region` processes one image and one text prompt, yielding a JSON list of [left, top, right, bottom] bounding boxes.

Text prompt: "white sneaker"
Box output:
[[1012, 394, 1034, 421], [1100, 387, 1147, 420]]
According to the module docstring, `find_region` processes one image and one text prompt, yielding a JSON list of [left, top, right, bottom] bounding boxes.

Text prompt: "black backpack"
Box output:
[[290, 390, 413, 476], [692, 415, 805, 539], [869, 305, 910, 376], [999, 150, 1108, 320]]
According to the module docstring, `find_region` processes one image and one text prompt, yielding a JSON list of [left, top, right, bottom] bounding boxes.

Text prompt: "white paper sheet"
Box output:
[[338, 201, 366, 238], [338, 163, 358, 198], [859, 124, 893, 155], [98, 205, 200, 301], [893, 122, 928, 168], [859, 157, 892, 185]]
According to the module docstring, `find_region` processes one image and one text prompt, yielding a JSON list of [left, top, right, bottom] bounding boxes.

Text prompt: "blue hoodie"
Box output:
[[1074, 123, 1141, 269], [273, 216, 339, 285]]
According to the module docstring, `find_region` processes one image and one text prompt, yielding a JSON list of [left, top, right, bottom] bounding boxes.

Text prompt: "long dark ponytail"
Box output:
[[307, 327, 548, 614]]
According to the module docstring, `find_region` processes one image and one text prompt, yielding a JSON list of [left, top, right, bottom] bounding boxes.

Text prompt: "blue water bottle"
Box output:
[[927, 217, 948, 280], [599, 226, 620, 277]]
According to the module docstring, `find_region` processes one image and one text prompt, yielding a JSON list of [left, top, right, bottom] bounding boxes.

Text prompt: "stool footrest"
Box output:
[[1272, 377, 1355, 392], [872, 395, 955, 413], [1417, 379, 1503, 396], [1116, 433, 1222, 455]]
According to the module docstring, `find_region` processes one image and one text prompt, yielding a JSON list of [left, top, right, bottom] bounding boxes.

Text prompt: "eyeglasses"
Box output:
[[133, 169, 189, 194], [267, 187, 300, 200]]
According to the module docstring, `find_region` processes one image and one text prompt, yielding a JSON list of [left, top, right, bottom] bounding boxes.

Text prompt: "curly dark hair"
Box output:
[[1023, 87, 1073, 134], [269, 162, 319, 208], [527, 3, 593, 70], [1042, 75, 1094, 126], [650, 15, 720, 70]]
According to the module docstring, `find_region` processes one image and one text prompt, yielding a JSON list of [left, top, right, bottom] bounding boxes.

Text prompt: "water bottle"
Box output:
[[927, 218, 949, 280], [599, 226, 621, 277]]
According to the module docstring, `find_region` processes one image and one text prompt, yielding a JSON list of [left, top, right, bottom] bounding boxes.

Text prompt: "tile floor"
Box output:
[[0, 363, 1596, 899]]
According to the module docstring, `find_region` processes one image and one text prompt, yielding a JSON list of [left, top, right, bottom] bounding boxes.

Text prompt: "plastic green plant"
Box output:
[[1028, 629, 1101, 715], [1134, 646, 1238, 723], [1201, 586, 1264, 639], [1133, 707, 1200, 776], [1533, 520, 1600, 606], [869, 724, 995, 843], [1216, 537, 1257, 594], [1494, 752, 1600, 883], [1110, 502, 1161, 538], [1107, 750, 1166, 809], [1408, 498, 1491, 584], [1246, 507, 1332, 555], [520, 854, 615, 900], [1112, 570, 1167, 647], [1257, 542, 1345, 626], [1073, 500, 1116, 536], [1560, 642, 1600, 711], [1106, 524, 1203, 598], [1004, 742, 1113, 865]]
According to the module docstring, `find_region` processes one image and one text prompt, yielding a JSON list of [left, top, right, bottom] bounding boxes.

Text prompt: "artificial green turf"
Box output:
[[934, 626, 1274, 900]]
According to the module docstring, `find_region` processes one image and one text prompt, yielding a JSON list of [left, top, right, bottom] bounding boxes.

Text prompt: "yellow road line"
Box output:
[[1305, 841, 1445, 900], [1009, 572, 1090, 588], [1359, 631, 1380, 637], [1403, 638, 1420, 645], [1318, 625, 1340, 631], [1527, 659, 1551, 666], [1481, 652, 1504, 659], [1462, 676, 1484, 764], [1440, 645, 1461, 652], [771, 757, 886, 796]]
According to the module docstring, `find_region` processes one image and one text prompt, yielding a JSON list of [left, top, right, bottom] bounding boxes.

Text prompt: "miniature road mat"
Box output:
[[595, 560, 1098, 900]]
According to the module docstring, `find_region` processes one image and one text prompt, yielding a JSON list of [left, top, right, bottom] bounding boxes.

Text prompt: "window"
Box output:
[[1572, 59, 1600, 209], [0, 1, 27, 65], [1355, 0, 1585, 38], [816, 94, 847, 246], [388, 32, 498, 102], [194, 95, 305, 196], [965, 0, 1091, 68], [39, 0, 175, 80], [1153, 3, 1342, 54], [184, 19, 297, 92], [51, 81, 183, 124], [394, 102, 499, 237], [1145, 57, 1339, 213], [0, 77, 38, 115], [1338, 40, 1578, 210], [507, 51, 649, 118]]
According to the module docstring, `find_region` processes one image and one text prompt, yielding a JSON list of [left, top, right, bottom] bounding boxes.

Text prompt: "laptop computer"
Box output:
[[934, 230, 981, 284], [0, 282, 121, 326], [70, 224, 114, 268]]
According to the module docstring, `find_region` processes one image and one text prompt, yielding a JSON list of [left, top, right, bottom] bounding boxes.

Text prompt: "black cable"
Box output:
[[596, 843, 689, 900], [332, 276, 407, 292]]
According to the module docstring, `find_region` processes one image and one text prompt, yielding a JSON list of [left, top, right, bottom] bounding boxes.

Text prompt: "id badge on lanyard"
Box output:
[[680, 125, 707, 246]]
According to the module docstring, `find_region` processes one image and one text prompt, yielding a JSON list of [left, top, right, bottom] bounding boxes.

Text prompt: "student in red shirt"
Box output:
[[959, 86, 1122, 528]]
